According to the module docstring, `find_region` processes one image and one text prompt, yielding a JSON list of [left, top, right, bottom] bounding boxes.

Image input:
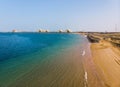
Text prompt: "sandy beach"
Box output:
[[1, 33, 120, 87], [90, 40, 120, 87]]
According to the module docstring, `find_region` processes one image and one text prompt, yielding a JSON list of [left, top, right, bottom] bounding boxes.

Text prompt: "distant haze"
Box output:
[[0, 0, 119, 32]]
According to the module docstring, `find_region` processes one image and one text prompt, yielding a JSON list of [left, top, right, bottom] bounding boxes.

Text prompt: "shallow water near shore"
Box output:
[[0, 33, 88, 87]]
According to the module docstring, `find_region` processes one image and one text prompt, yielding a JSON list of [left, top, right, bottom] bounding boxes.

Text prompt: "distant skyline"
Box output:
[[0, 0, 119, 32]]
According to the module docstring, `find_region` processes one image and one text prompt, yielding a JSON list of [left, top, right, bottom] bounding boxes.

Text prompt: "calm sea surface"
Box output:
[[0, 33, 88, 87]]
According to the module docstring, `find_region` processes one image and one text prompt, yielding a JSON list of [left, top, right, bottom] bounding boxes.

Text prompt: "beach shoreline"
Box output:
[[1, 33, 120, 87], [82, 40, 105, 87]]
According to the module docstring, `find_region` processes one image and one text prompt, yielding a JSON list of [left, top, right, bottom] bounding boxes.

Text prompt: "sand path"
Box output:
[[91, 41, 120, 87]]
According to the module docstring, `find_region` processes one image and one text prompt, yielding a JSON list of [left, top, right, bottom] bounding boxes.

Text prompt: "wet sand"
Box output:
[[82, 43, 106, 87], [91, 40, 120, 87]]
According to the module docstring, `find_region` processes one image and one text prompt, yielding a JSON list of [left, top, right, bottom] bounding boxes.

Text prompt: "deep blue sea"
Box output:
[[0, 33, 87, 87]]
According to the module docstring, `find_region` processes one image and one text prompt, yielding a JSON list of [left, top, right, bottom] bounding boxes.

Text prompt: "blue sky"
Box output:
[[0, 0, 119, 32]]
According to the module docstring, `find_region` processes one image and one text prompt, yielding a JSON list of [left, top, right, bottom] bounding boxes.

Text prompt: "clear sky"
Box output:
[[0, 0, 119, 32]]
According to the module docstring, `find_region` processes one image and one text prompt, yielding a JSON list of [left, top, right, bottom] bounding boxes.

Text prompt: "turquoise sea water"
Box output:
[[0, 33, 87, 87]]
